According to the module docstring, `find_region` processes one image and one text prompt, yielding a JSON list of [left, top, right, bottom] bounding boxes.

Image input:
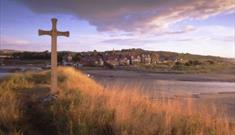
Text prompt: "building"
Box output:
[[98, 58, 104, 66], [93, 58, 104, 66], [105, 56, 119, 67], [118, 56, 130, 66], [62, 54, 73, 66], [141, 54, 151, 65], [130, 55, 141, 64], [150, 53, 160, 64], [79, 56, 104, 67]]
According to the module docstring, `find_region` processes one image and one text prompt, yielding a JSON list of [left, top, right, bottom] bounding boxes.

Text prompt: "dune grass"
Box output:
[[0, 67, 234, 135]]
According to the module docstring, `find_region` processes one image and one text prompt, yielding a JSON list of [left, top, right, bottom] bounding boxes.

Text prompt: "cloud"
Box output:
[[222, 36, 235, 42], [102, 37, 191, 46], [166, 25, 196, 34], [102, 24, 234, 46], [102, 38, 154, 46], [0, 36, 30, 45], [212, 36, 235, 42], [19, 0, 235, 33], [0, 36, 50, 51]]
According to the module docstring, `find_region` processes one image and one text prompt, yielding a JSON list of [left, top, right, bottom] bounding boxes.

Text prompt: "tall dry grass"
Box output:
[[0, 67, 234, 135]]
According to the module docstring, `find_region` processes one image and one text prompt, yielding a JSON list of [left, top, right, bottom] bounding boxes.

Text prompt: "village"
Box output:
[[1, 48, 220, 73], [62, 49, 181, 68]]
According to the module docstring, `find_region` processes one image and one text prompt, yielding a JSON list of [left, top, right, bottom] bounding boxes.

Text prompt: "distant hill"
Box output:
[[1, 48, 234, 73], [0, 49, 23, 54]]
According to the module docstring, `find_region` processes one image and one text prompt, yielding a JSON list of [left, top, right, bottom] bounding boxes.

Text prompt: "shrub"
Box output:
[[185, 60, 202, 66]]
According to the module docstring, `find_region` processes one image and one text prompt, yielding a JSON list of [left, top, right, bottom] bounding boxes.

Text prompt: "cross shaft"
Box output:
[[39, 18, 69, 94]]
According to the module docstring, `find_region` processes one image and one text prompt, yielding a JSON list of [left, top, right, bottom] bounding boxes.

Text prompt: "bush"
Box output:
[[185, 60, 202, 66]]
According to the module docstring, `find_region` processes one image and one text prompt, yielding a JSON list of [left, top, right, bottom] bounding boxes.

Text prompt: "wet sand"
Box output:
[[85, 69, 235, 82]]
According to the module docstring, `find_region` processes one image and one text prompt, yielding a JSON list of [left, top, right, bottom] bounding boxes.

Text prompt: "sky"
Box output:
[[0, 0, 234, 58]]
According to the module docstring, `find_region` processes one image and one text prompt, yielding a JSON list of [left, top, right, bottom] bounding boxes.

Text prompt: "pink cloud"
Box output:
[[19, 0, 235, 32]]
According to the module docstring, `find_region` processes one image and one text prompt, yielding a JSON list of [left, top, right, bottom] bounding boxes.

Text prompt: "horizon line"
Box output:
[[1, 48, 234, 59]]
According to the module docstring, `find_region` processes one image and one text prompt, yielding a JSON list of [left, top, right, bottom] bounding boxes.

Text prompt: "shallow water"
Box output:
[[1, 70, 235, 94], [94, 75, 235, 95], [0, 73, 10, 78], [93, 74, 235, 121]]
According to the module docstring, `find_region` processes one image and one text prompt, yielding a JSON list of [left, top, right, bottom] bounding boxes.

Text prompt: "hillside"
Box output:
[[1, 49, 234, 73]]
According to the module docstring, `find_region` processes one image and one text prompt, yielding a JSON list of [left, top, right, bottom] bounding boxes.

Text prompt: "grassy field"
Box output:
[[127, 59, 233, 74], [0, 67, 234, 135]]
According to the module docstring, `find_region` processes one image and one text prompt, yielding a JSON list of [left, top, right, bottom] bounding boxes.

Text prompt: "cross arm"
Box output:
[[57, 31, 70, 37], [39, 29, 51, 36]]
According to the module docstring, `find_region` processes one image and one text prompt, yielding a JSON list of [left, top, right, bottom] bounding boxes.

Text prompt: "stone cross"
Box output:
[[39, 18, 69, 94]]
